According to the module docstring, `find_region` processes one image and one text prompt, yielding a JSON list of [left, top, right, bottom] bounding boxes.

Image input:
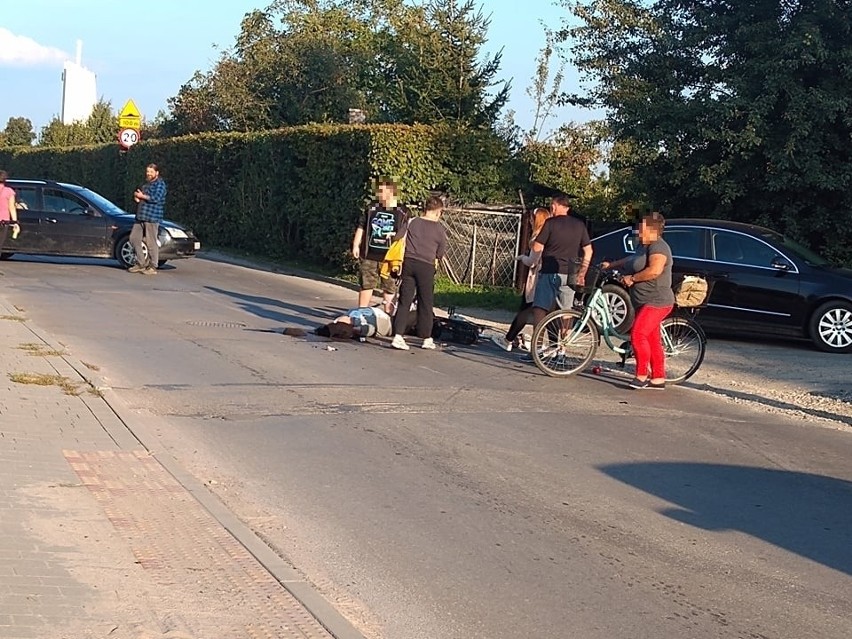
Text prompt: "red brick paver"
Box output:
[[64, 450, 333, 639]]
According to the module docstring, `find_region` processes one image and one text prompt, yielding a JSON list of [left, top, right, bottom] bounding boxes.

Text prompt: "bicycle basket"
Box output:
[[673, 274, 713, 308]]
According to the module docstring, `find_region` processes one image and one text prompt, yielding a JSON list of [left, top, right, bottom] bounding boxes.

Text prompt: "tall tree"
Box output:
[[160, 0, 510, 134], [375, 0, 510, 127], [526, 40, 565, 142], [560, 0, 852, 263], [2, 117, 36, 147]]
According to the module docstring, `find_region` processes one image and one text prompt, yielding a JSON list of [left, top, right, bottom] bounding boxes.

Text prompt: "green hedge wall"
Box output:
[[0, 124, 490, 268]]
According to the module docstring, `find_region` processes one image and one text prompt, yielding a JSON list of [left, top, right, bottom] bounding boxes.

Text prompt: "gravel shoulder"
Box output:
[[457, 307, 852, 432]]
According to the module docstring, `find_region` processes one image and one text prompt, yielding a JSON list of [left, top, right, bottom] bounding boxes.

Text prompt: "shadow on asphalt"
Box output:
[[205, 285, 344, 326], [600, 462, 852, 576]]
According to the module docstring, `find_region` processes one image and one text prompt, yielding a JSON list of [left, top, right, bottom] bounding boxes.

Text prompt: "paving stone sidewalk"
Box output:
[[0, 299, 352, 639]]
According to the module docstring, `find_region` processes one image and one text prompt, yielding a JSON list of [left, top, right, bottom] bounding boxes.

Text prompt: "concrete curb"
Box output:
[[3, 298, 367, 639]]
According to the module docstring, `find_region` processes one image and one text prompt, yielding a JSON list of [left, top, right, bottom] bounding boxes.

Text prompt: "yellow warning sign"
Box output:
[[118, 99, 141, 129]]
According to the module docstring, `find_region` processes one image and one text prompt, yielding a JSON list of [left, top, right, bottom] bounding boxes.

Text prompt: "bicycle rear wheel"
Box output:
[[531, 309, 598, 377], [661, 317, 705, 383]]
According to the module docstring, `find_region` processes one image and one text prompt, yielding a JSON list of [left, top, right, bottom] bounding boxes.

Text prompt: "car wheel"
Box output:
[[808, 300, 852, 353], [0, 252, 13, 260], [602, 283, 635, 333], [114, 235, 147, 269]]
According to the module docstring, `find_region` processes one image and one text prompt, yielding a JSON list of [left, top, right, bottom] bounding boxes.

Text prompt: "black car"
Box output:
[[591, 219, 852, 353], [2, 179, 200, 269]]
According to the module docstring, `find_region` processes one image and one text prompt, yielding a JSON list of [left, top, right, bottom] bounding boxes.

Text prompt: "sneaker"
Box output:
[[128, 264, 145, 273], [421, 337, 436, 350], [517, 334, 531, 352], [648, 380, 666, 390], [391, 334, 410, 350], [490, 335, 513, 352], [141, 267, 157, 275], [629, 377, 649, 389]]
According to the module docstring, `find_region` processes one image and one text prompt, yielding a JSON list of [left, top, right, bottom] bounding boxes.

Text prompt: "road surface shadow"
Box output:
[[205, 285, 342, 325], [600, 462, 852, 576]]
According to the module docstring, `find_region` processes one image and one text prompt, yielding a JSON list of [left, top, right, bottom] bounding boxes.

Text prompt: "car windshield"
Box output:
[[762, 232, 830, 266], [68, 186, 130, 216]]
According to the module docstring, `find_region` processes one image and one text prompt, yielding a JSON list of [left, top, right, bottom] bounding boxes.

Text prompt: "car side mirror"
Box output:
[[770, 256, 792, 271], [85, 207, 100, 217]]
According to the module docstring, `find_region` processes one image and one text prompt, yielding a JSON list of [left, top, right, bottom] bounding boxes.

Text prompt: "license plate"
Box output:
[[194, 241, 201, 250]]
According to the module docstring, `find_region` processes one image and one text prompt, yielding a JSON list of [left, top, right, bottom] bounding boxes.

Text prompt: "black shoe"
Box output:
[[628, 377, 649, 389]]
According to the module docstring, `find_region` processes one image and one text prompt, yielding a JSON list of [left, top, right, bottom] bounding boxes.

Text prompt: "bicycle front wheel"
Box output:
[[661, 317, 706, 383], [531, 309, 599, 377]]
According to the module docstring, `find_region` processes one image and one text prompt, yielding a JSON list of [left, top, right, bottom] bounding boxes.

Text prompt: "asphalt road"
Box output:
[[2, 253, 850, 639]]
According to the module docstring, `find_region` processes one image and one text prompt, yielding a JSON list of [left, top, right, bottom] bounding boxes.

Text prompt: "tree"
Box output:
[[375, 0, 510, 127], [85, 100, 118, 144], [560, 0, 852, 263], [525, 40, 565, 142], [39, 118, 91, 147], [159, 0, 510, 135], [2, 117, 36, 147]]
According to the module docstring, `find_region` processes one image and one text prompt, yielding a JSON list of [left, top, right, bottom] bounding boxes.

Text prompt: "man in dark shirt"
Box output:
[[351, 178, 410, 312], [530, 195, 593, 327]]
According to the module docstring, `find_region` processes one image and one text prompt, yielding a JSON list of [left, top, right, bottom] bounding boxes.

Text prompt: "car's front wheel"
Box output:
[[808, 300, 852, 353], [114, 235, 148, 269], [601, 283, 635, 333]]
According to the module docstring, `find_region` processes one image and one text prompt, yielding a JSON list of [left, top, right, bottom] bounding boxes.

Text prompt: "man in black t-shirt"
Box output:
[[351, 179, 410, 312], [530, 195, 593, 328]]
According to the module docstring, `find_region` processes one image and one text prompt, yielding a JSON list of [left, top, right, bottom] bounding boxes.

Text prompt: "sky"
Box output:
[[0, 0, 596, 138]]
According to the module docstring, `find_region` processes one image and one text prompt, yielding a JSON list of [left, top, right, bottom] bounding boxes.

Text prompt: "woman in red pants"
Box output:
[[601, 212, 675, 389]]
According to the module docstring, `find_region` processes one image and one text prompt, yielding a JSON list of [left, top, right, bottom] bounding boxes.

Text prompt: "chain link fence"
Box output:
[[439, 207, 524, 289]]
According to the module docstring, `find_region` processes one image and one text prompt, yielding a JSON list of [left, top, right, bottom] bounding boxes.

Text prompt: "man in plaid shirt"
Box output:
[[129, 163, 167, 274]]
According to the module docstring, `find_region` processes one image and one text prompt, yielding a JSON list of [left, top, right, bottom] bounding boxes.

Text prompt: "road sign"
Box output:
[[118, 99, 141, 129], [119, 128, 140, 149]]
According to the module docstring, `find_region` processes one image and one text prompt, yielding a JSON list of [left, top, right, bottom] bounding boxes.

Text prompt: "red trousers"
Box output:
[[631, 304, 673, 379]]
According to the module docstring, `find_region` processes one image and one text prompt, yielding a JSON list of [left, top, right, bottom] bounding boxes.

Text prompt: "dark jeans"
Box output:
[[506, 296, 558, 344], [0, 224, 8, 253], [392, 259, 435, 338], [506, 298, 533, 342]]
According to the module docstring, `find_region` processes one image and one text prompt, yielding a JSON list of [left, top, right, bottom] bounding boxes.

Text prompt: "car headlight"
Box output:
[[165, 227, 189, 239]]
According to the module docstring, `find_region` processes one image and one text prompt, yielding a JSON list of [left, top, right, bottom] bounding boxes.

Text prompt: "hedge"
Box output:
[[0, 124, 504, 268]]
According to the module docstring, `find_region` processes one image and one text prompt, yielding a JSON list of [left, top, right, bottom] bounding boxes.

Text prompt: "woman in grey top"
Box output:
[[601, 212, 675, 389]]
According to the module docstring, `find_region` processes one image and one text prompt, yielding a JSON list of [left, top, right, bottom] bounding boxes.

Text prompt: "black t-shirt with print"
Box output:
[[359, 203, 410, 262]]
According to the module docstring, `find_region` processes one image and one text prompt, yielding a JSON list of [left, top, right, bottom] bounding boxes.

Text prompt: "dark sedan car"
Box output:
[[2, 179, 200, 269], [591, 219, 852, 353]]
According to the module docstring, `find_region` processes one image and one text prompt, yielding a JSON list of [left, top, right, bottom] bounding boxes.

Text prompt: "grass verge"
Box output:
[[17, 343, 67, 357], [9, 372, 82, 396]]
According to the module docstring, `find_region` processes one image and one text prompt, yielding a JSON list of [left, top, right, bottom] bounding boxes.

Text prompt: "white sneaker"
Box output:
[[490, 335, 513, 351], [391, 334, 410, 350], [421, 337, 436, 350]]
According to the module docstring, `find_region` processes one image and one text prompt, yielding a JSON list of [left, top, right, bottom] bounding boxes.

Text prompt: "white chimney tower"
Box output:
[[61, 40, 97, 125]]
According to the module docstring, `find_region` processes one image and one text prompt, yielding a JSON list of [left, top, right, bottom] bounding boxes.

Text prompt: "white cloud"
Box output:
[[0, 28, 69, 67]]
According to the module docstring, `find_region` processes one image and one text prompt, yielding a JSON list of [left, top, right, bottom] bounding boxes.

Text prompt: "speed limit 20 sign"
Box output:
[[119, 128, 140, 149]]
